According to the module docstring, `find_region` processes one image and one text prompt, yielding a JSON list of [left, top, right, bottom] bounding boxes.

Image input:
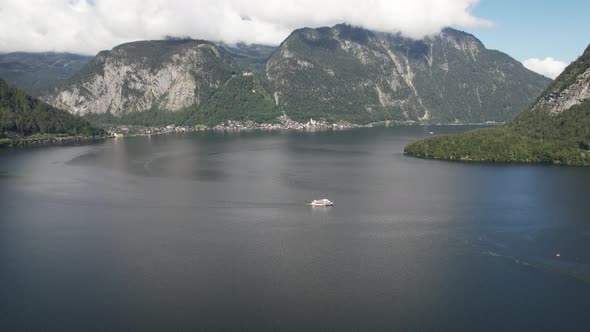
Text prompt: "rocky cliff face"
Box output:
[[533, 45, 590, 114], [41, 26, 551, 126], [44, 40, 233, 116], [266, 24, 550, 124]]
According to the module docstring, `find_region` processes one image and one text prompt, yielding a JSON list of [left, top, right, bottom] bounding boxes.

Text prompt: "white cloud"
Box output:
[[0, 0, 491, 55], [523, 57, 568, 79]]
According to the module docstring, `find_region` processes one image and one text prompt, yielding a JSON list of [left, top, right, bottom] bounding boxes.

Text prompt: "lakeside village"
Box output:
[[105, 115, 372, 137], [105, 115, 503, 137], [2, 114, 501, 147]]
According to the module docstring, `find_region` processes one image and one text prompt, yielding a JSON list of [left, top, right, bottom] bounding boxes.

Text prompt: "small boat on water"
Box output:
[[309, 198, 334, 206]]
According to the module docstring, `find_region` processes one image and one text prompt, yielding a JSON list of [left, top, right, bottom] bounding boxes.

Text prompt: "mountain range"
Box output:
[[0, 52, 93, 95], [34, 24, 550, 127], [404, 44, 590, 166]]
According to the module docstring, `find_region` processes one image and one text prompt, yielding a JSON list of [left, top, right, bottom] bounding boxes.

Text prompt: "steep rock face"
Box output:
[[266, 24, 550, 124], [533, 46, 590, 114], [44, 40, 233, 116]]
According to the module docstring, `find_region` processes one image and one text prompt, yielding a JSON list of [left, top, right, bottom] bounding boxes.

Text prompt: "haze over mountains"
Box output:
[[26, 24, 550, 127], [0, 53, 93, 95]]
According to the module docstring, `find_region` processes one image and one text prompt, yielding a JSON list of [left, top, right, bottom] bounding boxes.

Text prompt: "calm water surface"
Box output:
[[1, 126, 590, 331]]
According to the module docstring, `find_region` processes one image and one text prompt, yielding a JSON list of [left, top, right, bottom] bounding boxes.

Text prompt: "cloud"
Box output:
[[523, 57, 568, 79], [0, 0, 490, 55]]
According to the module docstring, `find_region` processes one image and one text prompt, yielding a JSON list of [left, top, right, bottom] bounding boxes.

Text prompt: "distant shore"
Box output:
[[0, 134, 107, 148], [104, 118, 501, 138], [1, 120, 500, 148]]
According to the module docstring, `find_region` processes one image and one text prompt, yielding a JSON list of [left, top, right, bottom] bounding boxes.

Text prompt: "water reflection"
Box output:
[[1, 127, 590, 330]]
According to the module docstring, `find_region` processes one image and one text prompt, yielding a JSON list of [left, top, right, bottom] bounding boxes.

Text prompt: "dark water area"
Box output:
[[1, 126, 589, 331]]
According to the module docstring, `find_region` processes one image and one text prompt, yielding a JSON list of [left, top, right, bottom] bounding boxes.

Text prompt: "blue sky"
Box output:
[[470, 0, 589, 64]]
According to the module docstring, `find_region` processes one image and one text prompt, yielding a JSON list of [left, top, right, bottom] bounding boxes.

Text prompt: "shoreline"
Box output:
[[0, 135, 107, 148], [1, 121, 499, 148], [104, 119, 500, 137]]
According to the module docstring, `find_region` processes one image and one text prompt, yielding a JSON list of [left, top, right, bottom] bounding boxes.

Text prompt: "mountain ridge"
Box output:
[[265, 24, 550, 124], [44, 39, 234, 116], [39, 25, 550, 127]]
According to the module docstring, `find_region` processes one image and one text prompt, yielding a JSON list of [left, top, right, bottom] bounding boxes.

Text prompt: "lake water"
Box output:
[[1, 126, 590, 331]]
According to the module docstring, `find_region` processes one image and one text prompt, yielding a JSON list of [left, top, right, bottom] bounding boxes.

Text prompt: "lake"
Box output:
[[1, 126, 589, 331]]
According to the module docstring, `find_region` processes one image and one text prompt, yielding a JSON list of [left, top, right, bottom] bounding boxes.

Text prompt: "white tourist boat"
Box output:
[[309, 198, 334, 206]]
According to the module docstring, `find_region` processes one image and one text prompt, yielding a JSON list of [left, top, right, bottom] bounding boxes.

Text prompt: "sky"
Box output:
[[0, 0, 588, 79], [469, 0, 590, 78]]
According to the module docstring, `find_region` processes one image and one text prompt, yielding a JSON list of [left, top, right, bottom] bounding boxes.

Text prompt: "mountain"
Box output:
[[184, 73, 279, 126], [44, 39, 235, 117], [404, 44, 590, 166], [0, 52, 93, 95], [0, 78, 102, 139], [42, 25, 550, 127], [219, 43, 277, 74], [265, 24, 550, 124], [531, 45, 590, 114]]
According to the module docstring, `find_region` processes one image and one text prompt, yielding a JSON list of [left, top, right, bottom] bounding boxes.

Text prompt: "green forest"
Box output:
[[405, 43, 590, 166], [184, 74, 280, 126], [0, 78, 102, 139], [404, 100, 590, 166]]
